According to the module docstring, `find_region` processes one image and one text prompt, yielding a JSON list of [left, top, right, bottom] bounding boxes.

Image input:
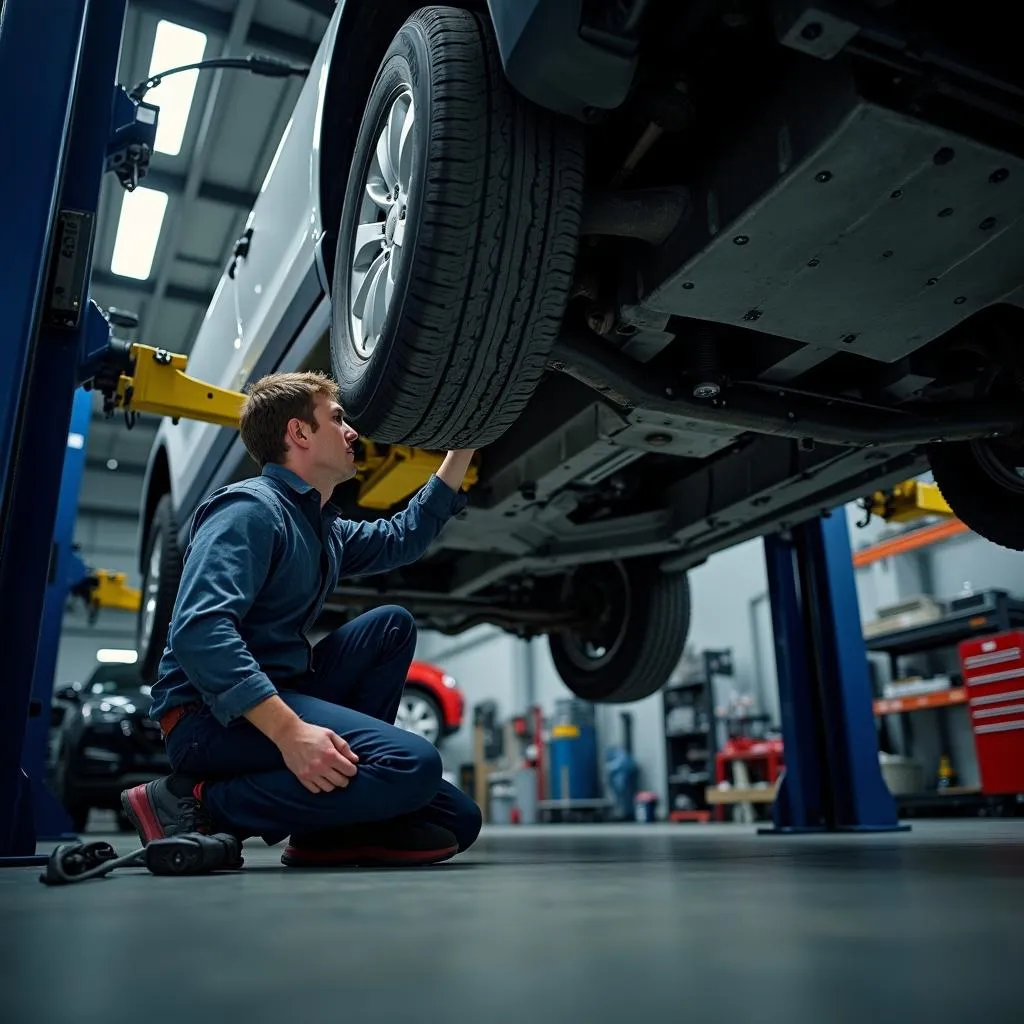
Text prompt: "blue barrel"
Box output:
[[548, 700, 600, 800]]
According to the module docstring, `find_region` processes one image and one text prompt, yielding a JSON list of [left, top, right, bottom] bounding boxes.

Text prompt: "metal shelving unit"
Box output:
[[867, 589, 1024, 814], [662, 650, 731, 822]]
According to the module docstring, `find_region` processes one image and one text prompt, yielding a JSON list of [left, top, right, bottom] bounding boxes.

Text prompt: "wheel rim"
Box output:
[[395, 693, 440, 745], [971, 438, 1024, 496], [139, 534, 162, 654], [559, 562, 632, 671], [349, 86, 415, 358]]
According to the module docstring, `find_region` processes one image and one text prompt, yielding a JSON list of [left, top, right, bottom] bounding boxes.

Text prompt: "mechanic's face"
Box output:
[[310, 394, 359, 481]]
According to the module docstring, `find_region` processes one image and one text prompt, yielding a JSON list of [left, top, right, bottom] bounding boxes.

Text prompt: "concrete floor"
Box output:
[[1, 819, 1022, 1024]]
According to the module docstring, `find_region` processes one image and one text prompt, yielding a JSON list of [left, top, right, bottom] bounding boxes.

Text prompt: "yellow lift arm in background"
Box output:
[[70, 569, 141, 618], [106, 343, 477, 510], [863, 480, 954, 524]]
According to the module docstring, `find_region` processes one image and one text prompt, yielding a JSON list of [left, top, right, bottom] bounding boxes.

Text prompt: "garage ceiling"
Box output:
[[92, 0, 331, 356], [86, 0, 332, 472]]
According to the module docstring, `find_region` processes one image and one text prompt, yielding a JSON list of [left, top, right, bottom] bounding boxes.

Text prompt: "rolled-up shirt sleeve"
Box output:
[[167, 488, 282, 726], [336, 473, 467, 578]]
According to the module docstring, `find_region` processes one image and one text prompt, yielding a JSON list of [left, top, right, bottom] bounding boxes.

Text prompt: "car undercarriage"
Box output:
[[306, 1, 1024, 698], [121, 0, 1024, 703]]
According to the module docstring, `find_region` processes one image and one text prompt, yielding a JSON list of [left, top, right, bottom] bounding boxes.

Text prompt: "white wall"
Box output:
[[927, 532, 1024, 601]]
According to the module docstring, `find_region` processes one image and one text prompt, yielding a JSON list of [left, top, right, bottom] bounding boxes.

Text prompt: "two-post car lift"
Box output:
[[1, 0, 918, 864]]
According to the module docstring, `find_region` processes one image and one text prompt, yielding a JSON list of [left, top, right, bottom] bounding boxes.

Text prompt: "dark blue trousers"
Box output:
[[164, 605, 482, 851]]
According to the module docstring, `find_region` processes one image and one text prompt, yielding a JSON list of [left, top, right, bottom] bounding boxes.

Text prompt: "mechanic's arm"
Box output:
[[336, 449, 475, 577], [167, 490, 283, 727]]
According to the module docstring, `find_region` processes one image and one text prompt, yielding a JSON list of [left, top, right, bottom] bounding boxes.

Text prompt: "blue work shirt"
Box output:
[[148, 464, 467, 727]]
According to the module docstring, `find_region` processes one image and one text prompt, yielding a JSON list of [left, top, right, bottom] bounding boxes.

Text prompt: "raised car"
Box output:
[[134, 1, 1024, 706]]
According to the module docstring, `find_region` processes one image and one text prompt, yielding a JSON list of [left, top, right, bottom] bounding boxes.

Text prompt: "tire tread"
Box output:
[[333, 5, 584, 448]]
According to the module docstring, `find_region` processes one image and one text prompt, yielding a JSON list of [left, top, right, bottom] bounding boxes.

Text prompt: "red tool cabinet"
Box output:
[[958, 630, 1024, 795]]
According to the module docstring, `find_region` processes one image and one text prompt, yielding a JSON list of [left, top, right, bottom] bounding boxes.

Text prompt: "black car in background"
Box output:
[[49, 662, 170, 831]]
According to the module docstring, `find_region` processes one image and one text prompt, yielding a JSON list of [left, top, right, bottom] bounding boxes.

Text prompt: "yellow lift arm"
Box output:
[[88, 571, 141, 613], [863, 479, 953, 524], [69, 569, 141, 620], [107, 343, 477, 509]]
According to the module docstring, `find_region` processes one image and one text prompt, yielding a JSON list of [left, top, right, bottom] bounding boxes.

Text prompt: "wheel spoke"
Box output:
[[387, 95, 408, 188], [351, 250, 387, 319], [392, 216, 405, 248], [365, 176, 392, 210], [385, 251, 398, 306], [364, 259, 389, 341], [376, 118, 397, 186], [397, 95, 415, 193], [352, 220, 385, 267]]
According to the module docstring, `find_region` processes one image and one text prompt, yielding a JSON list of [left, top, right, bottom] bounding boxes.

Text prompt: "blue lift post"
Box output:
[[21, 387, 96, 844], [0, 0, 142, 863], [762, 510, 907, 833]]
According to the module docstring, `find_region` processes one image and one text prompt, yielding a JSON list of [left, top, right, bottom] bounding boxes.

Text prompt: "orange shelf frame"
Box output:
[[873, 687, 966, 716], [853, 517, 970, 568]]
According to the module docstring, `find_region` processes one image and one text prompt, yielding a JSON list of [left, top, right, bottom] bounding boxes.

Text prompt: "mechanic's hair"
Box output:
[[239, 370, 341, 467]]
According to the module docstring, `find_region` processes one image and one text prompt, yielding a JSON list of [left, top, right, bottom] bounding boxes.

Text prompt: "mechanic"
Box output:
[[120, 370, 482, 868]]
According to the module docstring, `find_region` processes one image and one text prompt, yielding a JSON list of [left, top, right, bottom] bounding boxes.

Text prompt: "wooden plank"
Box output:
[[705, 785, 777, 805]]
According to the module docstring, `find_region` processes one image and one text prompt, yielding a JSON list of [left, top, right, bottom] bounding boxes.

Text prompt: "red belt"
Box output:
[[159, 703, 199, 738]]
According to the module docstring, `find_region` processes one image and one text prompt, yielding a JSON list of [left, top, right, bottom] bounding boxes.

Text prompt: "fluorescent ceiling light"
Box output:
[[110, 186, 168, 279], [96, 649, 139, 664], [148, 20, 208, 156]]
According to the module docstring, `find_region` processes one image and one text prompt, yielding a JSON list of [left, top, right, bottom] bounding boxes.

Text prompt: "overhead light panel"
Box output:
[[110, 186, 168, 280], [96, 649, 139, 664], [147, 20, 208, 156]]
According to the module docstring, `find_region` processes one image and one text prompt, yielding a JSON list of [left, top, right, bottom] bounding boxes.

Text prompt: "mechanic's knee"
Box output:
[[378, 604, 416, 652], [403, 735, 443, 807]]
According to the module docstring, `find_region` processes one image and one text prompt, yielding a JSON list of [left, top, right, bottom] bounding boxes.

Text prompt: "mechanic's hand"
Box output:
[[277, 721, 359, 794]]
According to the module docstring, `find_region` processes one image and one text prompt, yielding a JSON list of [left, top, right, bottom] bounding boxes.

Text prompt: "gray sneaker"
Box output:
[[120, 775, 218, 844]]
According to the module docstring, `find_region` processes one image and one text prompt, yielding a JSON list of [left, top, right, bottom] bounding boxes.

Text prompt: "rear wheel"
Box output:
[[929, 435, 1024, 551], [330, 5, 585, 449], [547, 560, 691, 703], [136, 495, 182, 683], [396, 687, 444, 747]]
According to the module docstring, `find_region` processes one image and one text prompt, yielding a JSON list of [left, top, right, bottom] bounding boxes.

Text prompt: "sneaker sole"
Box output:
[[280, 842, 458, 868], [120, 784, 165, 844]]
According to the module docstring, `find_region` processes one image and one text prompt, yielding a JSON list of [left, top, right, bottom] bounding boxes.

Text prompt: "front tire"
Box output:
[[330, 5, 585, 449], [136, 495, 182, 683], [929, 436, 1024, 551], [548, 560, 692, 703]]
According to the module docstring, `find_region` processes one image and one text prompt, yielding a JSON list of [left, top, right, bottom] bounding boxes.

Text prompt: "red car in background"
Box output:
[[398, 661, 464, 748]]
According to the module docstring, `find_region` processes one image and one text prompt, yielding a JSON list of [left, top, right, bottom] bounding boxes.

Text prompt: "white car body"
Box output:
[[150, 9, 344, 525]]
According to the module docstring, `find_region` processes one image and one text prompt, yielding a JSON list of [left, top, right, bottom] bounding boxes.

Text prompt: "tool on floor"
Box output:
[[39, 832, 243, 886]]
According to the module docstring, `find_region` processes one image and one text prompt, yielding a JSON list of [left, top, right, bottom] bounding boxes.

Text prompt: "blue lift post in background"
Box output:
[[0, 0, 140, 863], [20, 387, 95, 844], [762, 511, 907, 834]]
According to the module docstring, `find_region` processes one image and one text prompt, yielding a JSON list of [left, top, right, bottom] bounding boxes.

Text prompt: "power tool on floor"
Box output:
[[38, 832, 243, 886]]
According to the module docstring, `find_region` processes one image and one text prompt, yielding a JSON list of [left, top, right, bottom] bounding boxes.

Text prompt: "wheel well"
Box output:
[[317, 0, 487, 288], [403, 680, 444, 714], [139, 447, 170, 573], [403, 679, 437, 701]]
